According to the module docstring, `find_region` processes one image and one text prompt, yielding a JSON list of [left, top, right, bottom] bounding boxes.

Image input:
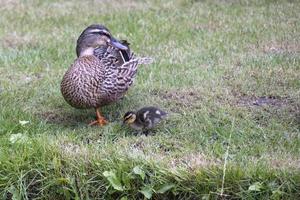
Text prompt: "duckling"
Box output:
[[123, 107, 168, 133], [61, 26, 151, 126], [76, 24, 132, 66]]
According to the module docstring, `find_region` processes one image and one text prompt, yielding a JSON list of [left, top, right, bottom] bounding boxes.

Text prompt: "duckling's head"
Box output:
[[123, 111, 137, 125], [76, 24, 128, 57]]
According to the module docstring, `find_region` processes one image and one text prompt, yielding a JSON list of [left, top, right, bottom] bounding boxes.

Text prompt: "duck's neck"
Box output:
[[79, 47, 94, 57]]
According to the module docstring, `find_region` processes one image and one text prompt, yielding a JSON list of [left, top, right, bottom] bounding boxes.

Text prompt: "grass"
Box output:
[[0, 0, 299, 199]]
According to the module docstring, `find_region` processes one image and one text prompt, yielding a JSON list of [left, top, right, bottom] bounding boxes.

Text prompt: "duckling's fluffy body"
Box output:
[[124, 107, 168, 131]]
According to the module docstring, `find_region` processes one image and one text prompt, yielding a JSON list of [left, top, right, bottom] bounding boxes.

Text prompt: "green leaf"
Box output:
[[133, 166, 145, 180], [248, 182, 263, 191], [156, 183, 175, 194], [103, 170, 124, 191], [140, 186, 153, 199]]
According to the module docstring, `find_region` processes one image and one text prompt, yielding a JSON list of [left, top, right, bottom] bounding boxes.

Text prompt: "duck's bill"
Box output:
[[110, 37, 128, 50]]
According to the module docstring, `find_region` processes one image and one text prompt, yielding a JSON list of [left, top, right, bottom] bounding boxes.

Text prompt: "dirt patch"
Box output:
[[250, 153, 300, 170], [236, 95, 292, 107], [248, 40, 300, 54], [234, 94, 300, 126], [262, 41, 300, 54], [151, 89, 202, 111], [268, 155, 300, 170]]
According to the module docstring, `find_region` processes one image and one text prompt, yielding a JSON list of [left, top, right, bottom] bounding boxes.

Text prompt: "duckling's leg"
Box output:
[[89, 108, 108, 126]]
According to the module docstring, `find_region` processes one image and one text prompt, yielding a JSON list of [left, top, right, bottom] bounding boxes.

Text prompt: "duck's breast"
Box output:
[[61, 56, 105, 109]]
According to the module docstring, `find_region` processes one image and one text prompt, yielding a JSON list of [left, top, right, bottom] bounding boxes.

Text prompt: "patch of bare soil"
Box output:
[[236, 95, 291, 107], [248, 40, 300, 54], [234, 94, 300, 126], [268, 156, 300, 170], [251, 153, 300, 170], [262, 41, 300, 54]]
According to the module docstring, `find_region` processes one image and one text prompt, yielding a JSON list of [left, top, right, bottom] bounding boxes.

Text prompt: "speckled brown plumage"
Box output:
[[61, 52, 139, 110]]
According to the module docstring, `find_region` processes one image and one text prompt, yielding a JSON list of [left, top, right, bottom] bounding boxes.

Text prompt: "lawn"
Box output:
[[0, 0, 299, 199]]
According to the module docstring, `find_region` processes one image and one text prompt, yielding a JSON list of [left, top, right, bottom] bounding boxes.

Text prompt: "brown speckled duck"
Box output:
[[61, 25, 152, 126]]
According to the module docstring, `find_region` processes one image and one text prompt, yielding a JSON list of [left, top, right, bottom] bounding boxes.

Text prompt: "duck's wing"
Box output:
[[98, 55, 139, 100], [94, 40, 133, 66], [116, 58, 140, 90]]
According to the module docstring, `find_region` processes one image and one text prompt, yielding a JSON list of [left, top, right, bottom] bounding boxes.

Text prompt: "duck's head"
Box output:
[[76, 24, 128, 57], [123, 111, 137, 125]]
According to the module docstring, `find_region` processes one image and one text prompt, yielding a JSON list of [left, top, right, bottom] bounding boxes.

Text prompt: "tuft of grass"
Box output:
[[1, 0, 300, 199]]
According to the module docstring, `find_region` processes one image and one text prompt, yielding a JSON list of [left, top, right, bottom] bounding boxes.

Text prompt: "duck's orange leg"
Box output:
[[89, 108, 108, 126]]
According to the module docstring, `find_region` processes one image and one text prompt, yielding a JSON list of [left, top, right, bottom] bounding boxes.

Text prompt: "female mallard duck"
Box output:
[[123, 107, 168, 133], [61, 26, 151, 126], [76, 24, 132, 67]]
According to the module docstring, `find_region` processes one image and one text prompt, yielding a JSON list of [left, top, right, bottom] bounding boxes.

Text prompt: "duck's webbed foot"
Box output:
[[89, 108, 108, 126]]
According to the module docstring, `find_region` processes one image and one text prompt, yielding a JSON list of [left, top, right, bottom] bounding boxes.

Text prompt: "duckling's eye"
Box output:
[[124, 115, 132, 121]]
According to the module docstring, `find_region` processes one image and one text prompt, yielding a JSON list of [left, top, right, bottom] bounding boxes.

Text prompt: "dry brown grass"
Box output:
[[248, 40, 300, 54], [169, 152, 221, 171]]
